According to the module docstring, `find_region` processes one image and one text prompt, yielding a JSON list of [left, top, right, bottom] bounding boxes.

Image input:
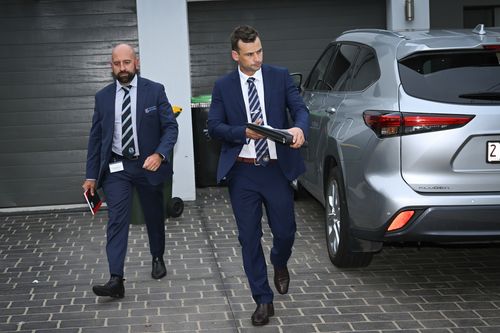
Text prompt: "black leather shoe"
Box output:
[[251, 303, 274, 326], [92, 276, 124, 298], [274, 266, 290, 295], [152, 256, 166, 279]]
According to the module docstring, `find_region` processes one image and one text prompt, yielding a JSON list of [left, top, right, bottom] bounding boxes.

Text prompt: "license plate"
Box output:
[[487, 141, 500, 163]]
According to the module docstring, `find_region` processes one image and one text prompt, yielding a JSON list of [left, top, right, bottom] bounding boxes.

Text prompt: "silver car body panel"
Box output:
[[399, 88, 500, 193], [300, 27, 500, 242]]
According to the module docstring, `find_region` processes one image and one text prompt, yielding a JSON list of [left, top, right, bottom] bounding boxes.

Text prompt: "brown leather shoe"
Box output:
[[251, 303, 274, 326], [274, 266, 290, 294]]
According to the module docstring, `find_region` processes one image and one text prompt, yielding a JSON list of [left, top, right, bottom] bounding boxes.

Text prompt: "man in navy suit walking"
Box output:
[[208, 25, 309, 326], [82, 44, 178, 298]]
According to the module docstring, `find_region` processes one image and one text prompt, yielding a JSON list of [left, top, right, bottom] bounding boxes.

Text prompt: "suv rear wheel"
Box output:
[[325, 167, 373, 268]]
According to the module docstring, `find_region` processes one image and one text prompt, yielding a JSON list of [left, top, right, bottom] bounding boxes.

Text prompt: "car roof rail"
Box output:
[[341, 29, 405, 38]]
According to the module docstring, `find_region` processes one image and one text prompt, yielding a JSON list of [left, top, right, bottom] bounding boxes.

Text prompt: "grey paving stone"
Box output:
[[395, 320, 424, 329], [59, 318, 106, 328], [160, 322, 199, 332], [130, 324, 164, 332], [273, 324, 318, 332], [420, 319, 457, 328], [0, 327, 24, 333], [451, 318, 487, 328], [477, 327, 500, 333], [81, 327, 129, 333], [351, 321, 399, 331], [106, 316, 151, 326], [450, 328, 481, 333], [483, 318, 500, 325], [320, 313, 366, 323], [35, 329, 80, 333], [20, 320, 59, 330], [315, 322, 353, 332], [238, 326, 280, 333], [1, 187, 499, 333]]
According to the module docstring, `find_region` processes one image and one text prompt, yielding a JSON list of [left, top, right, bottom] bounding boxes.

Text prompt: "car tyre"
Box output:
[[325, 167, 373, 268]]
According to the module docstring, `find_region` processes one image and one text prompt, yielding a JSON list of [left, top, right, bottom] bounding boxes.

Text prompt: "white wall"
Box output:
[[136, 0, 196, 201], [387, 0, 430, 30]]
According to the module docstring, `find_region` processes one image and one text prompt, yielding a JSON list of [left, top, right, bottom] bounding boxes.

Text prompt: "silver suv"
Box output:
[[297, 25, 500, 268]]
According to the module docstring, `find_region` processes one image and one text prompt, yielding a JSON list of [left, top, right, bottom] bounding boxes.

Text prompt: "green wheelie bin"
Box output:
[[130, 105, 184, 224]]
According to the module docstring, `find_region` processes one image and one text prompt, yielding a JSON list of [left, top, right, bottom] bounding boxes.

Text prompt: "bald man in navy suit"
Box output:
[[82, 44, 178, 298], [208, 26, 309, 326]]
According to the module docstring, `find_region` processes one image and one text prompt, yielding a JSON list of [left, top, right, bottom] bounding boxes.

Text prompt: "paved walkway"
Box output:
[[1, 186, 500, 333]]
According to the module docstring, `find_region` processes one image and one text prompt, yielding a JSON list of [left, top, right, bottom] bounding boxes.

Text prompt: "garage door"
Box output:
[[188, 0, 386, 96], [0, 0, 385, 208], [0, 0, 138, 208]]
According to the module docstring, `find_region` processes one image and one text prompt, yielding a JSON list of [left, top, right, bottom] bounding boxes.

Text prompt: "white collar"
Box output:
[[238, 67, 263, 84]]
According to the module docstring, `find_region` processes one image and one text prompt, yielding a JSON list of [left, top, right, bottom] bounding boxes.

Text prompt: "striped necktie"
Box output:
[[121, 85, 135, 158], [247, 77, 270, 166]]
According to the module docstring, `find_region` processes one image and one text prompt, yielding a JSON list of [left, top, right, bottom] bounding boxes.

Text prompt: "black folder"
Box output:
[[246, 123, 294, 145]]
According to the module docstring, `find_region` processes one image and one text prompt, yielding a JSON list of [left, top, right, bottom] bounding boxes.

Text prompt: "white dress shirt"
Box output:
[[112, 75, 140, 156], [237, 67, 277, 160]]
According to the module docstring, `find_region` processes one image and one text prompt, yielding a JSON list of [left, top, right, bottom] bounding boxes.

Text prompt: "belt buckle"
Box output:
[[254, 155, 269, 166]]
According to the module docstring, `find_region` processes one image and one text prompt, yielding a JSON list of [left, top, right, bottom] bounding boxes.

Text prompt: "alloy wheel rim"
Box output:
[[326, 179, 341, 255]]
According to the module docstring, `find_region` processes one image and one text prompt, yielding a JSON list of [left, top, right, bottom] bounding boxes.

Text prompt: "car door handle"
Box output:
[[325, 107, 336, 115]]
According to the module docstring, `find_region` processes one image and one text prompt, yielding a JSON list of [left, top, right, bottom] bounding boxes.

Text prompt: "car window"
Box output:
[[350, 46, 380, 91], [322, 44, 360, 91], [304, 44, 336, 91], [399, 49, 500, 105]]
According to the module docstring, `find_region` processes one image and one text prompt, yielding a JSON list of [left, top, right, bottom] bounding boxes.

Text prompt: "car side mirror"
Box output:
[[290, 72, 303, 92]]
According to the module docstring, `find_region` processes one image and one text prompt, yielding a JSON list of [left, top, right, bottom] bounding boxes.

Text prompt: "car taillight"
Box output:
[[363, 111, 401, 137], [483, 45, 500, 50], [363, 111, 474, 138]]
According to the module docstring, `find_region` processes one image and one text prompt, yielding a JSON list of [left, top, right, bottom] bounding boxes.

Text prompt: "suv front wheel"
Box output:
[[325, 167, 373, 268]]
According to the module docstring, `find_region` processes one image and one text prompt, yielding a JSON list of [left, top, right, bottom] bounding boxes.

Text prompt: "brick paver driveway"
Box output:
[[1, 186, 499, 332]]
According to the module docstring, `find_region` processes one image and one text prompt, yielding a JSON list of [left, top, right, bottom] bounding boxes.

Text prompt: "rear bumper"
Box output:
[[356, 205, 500, 243]]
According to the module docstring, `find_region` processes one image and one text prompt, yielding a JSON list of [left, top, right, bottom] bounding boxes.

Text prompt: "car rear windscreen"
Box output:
[[398, 48, 500, 105]]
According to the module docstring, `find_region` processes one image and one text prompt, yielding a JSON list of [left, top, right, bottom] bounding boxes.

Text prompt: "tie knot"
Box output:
[[247, 77, 255, 84], [122, 85, 132, 93]]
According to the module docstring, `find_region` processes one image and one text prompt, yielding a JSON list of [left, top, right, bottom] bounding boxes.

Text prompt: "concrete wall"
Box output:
[[136, 0, 196, 201], [430, 0, 500, 28], [387, 0, 430, 31]]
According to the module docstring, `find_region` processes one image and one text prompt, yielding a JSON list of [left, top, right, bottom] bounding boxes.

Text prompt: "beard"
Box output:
[[111, 69, 139, 84]]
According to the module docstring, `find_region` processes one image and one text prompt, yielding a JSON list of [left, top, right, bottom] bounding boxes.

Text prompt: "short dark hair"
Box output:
[[230, 25, 259, 52]]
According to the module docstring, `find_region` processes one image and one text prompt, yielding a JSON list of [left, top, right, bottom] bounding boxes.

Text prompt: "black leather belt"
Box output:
[[111, 152, 139, 161]]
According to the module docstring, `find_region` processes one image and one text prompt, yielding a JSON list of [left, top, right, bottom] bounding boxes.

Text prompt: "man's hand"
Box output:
[[288, 127, 305, 149], [82, 180, 96, 196], [245, 128, 266, 140], [143, 153, 163, 172], [246, 119, 266, 140]]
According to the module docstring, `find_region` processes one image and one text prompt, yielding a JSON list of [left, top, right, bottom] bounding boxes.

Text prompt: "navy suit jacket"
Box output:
[[85, 77, 179, 188], [208, 64, 309, 183]]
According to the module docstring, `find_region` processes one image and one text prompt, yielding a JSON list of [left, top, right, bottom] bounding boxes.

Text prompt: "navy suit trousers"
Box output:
[[102, 159, 165, 277], [227, 161, 296, 304]]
